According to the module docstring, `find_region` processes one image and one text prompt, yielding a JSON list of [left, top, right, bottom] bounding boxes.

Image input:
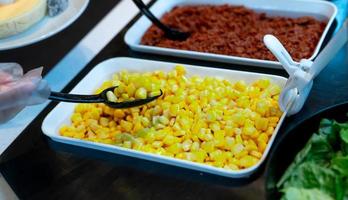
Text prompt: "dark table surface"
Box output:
[[0, 1, 347, 199]]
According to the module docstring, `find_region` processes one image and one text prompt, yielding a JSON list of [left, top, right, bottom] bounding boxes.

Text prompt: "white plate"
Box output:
[[125, 0, 337, 69], [42, 57, 288, 178], [0, 0, 89, 51]]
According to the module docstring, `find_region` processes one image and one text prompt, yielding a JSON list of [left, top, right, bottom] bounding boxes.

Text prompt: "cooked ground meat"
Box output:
[[141, 5, 327, 61]]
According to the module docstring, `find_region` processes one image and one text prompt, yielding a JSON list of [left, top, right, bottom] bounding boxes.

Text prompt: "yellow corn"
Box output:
[[149, 90, 162, 97], [60, 66, 283, 171], [135, 87, 147, 99], [240, 155, 259, 168], [250, 150, 263, 159], [201, 141, 215, 153], [106, 91, 117, 103], [120, 120, 133, 132], [182, 139, 193, 151], [99, 117, 109, 127], [191, 141, 200, 152], [152, 141, 163, 149], [255, 117, 269, 131], [167, 143, 183, 154], [114, 110, 125, 119]]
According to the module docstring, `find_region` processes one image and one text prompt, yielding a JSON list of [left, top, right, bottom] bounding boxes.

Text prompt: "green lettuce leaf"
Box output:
[[334, 176, 344, 200], [277, 140, 312, 188], [282, 162, 339, 198], [340, 129, 348, 143], [281, 187, 334, 200], [319, 119, 340, 147], [332, 155, 348, 176], [305, 134, 334, 162], [278, 117, 348, 200], [339, 129, 348, 155], [277, 133, 334, 188]]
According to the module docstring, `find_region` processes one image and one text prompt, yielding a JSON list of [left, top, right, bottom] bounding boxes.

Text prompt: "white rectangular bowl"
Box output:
[[125, 0, 337, 69], [42, 57, 288, 178]]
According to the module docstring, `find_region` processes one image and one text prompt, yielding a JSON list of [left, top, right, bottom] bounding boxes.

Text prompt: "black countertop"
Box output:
[[0, 1, 347, 199]]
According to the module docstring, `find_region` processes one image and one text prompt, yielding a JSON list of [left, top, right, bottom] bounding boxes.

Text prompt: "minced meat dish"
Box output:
[[141, 5, 327, 61]]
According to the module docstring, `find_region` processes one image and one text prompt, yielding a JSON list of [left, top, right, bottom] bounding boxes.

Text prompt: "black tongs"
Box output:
[[132, 0, 190, 41], [49, 87, 163, 109]]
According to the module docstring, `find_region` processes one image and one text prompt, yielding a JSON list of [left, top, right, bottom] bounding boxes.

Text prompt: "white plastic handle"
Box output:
[[279, 71, 313, 116], [263, 35, 298, 75], [0, 0, 14, 4]]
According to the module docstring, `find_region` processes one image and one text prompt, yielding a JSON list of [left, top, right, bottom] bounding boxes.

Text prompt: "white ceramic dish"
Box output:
[[42, 57, 288, 178], [0, 0, 89, 51], [125, 0, 337, 69]]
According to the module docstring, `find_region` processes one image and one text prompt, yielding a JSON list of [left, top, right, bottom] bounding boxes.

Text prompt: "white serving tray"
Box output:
[[0, 0, 89, 51], [42, 57, 288, 178], [124, 0, 337, 69]]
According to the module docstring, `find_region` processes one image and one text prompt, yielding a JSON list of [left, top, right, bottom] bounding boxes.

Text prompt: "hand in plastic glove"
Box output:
[[0, 63, 50, 123]]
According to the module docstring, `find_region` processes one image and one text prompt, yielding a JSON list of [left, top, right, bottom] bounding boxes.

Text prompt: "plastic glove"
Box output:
[[0, 63, 50, 123]]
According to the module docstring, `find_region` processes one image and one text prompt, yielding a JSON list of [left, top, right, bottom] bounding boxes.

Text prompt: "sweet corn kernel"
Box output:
[[236, 134, 243, 144], [135, 87, 147, 99], [71, 113, 83, 124], [149, 90, 162, 97], [163, 135, 179, 146], [167, 143, 183, 154], [257, 133, 269, 144], [123, 141, 132, 149], [209, 122, 220, 132], [169, 104, 180, 116], [114, 110, 125, 119], [258, 141, 267, 153], [202, 141, 215, 153], [255, 117, 269, 131], [250, 151, 262, 159], [106, 91, 117, 103], [175, 65, 186, 76], [243, 124, 257, 136], [234, 81, 247, 92], [126, 83, 136, 97], [224, 164, 239, 170], [266, 128, 275, 137], [99, 117, 109, 127], [210, 150, 224, 162], [182, 139, 193, 151], [191, 142, 200, 152], [232, 143, 245, 156], [120, 120, 133, 132], [193, 150, 207, 163], [240, 155, 259, 168], [152, 141, 163, 149]]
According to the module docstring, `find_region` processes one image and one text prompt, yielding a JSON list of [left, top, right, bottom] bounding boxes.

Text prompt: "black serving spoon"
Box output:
[[132, 0, 190, 41], [49, 87, 163, 109]]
